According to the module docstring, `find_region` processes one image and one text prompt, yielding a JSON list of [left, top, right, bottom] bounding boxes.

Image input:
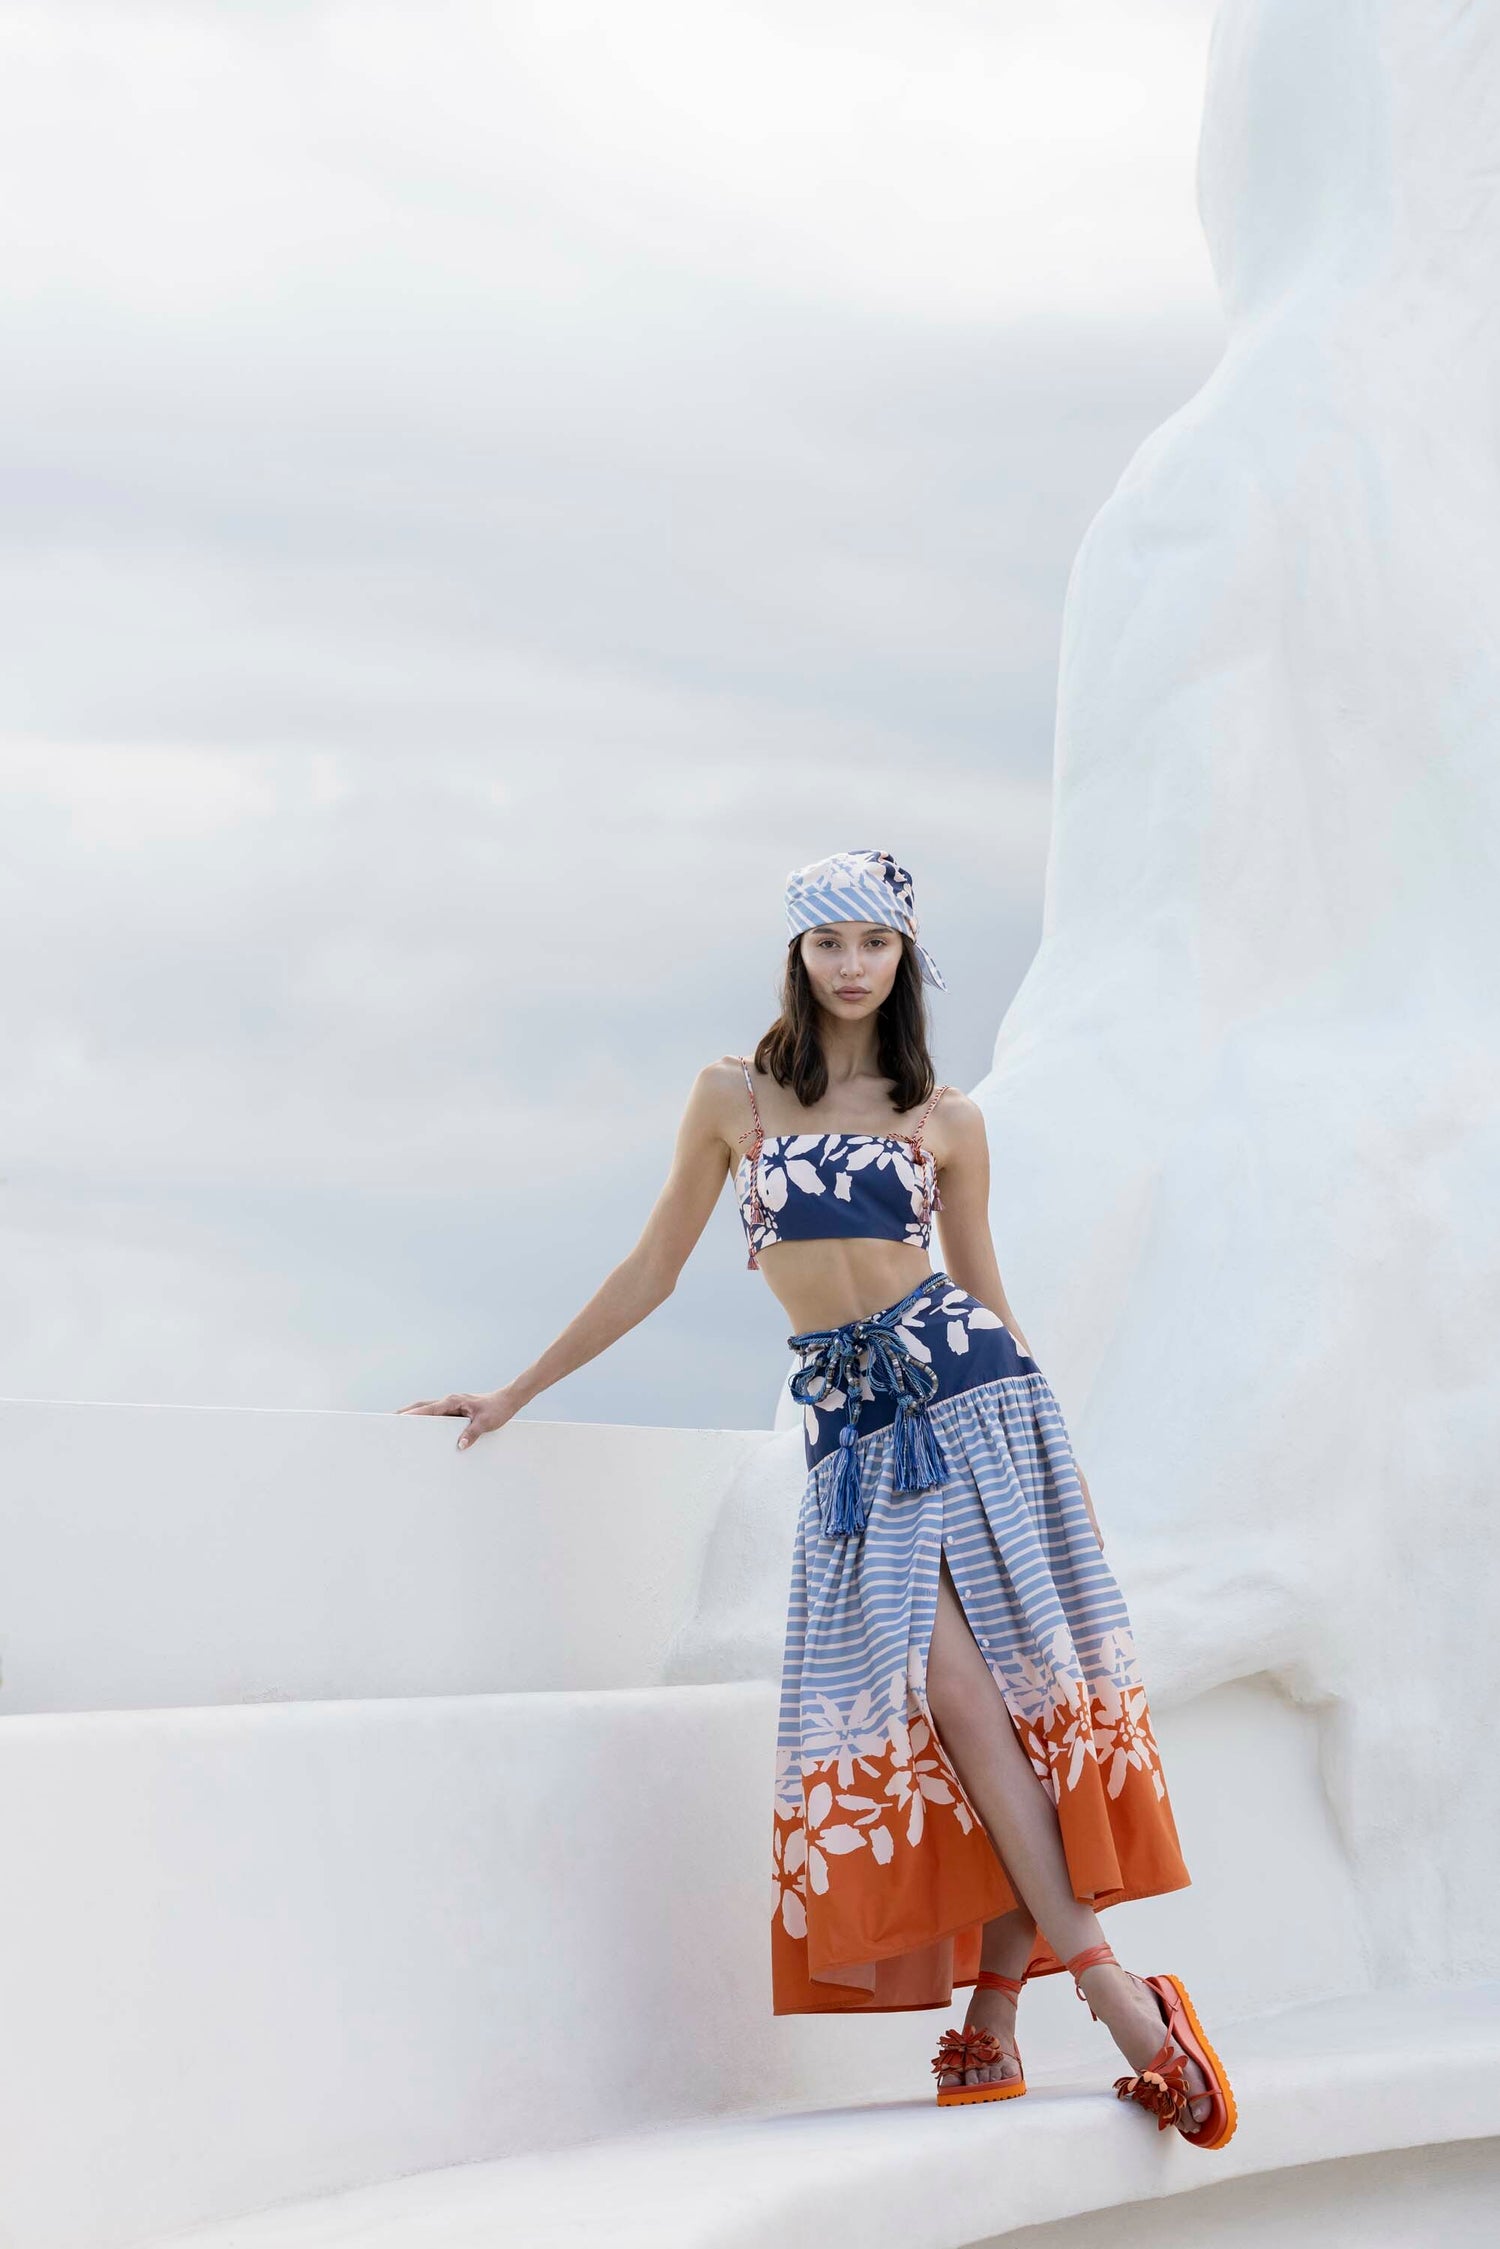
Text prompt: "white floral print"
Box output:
[[804, 1777, 896, 1889], [736, 1130, 937, 1258], [883, 1710, 963, 1846], [772, 1819, 808, 1938], [832, 1137, 922, 1208], [756, 1137, 828, 1212], [938, 1288, 1007, 1357], [1092, 1630, 1165, 1800], [773, 1742, 805, 1817], [803, 1687, 888, 1788], [770, 1271, 1183, 2004], [1052, 1676, 1102, 1792]]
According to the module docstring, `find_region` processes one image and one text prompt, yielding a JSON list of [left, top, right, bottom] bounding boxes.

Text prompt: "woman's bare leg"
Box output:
[[926, 1554, 1209, 2126], [948, 1904, 1035, 2089]]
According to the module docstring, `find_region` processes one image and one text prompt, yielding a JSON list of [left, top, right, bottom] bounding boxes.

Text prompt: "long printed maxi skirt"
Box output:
[[771, 1268, 1189, 2014]]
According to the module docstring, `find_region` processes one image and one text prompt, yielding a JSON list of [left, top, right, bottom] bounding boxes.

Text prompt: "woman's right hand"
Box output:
[[396, 1386, 519, 1450]]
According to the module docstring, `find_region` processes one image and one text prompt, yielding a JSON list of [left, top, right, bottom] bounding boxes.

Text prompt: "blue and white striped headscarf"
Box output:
[[784, 847, 946, 991]]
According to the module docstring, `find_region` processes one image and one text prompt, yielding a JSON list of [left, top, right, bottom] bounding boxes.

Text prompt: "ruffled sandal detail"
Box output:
[[1063, 1943, 1237, 2151], [932, 1968, 1028, 2108], [1118, 1973, 1237, 2150]]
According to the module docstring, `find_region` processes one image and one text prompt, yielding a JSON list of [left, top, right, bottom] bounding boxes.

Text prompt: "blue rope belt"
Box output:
[[787, 1276, 951, 1539]]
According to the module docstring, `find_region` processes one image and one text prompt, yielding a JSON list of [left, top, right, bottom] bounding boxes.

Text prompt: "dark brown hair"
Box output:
[[752, 933, 936, 1116]]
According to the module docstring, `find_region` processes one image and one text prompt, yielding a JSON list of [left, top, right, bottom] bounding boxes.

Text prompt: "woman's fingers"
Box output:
[[456, 1396, 505, 1450], [394, 1392, 507, 1450]]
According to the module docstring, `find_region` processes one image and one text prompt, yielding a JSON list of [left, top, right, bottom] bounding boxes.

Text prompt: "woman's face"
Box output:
[[799, 920, 903, 1020]]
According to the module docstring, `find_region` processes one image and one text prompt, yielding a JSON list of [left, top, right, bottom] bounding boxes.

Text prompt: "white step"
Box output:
[[0, 1672, 1376, 2249], [0, 1398, 771, 1710], [138, 1988, 1500, 2249]]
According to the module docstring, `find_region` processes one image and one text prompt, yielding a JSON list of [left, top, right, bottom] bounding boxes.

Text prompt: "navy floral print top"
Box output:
[[733, 1057, 948, 1270]]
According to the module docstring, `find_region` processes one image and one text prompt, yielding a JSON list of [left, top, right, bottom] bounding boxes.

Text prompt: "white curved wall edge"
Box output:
[[0, 1673, 1367, 2249], [131, 2034, 1500, 2249], [969, 0, 1500, 1991], [0, 1398, 760, 1711], [5, 3, 1498, 2242]]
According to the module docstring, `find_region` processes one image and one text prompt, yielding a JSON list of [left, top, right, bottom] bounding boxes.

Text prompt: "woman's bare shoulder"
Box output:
[[687, 1054, 760, 1161], [931, 1085, 986, 1152], [682, 1054, 759, 1122], [700, 1052, 756, 1097]]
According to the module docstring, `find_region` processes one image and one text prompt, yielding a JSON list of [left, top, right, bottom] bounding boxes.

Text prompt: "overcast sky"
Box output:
[[0, 0, 1223, 1429]]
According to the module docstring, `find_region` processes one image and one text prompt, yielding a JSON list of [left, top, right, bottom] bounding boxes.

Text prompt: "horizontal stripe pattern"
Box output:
[[774, 1276, 1141, 1812], [782, 847, 946, 990]]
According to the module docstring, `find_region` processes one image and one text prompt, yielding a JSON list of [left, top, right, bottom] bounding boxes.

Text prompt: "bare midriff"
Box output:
[[751, 1235, 936, 1336]]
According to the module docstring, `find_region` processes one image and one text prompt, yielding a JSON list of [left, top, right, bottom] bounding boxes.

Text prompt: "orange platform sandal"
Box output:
[[931, 1968, 1028, 2107], [1062, 1943, 1237, 2151]]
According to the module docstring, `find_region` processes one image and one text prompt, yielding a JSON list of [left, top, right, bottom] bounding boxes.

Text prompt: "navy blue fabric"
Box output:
[[789, 1269, 1039, 1475], [735, 1130, 936, 1261]]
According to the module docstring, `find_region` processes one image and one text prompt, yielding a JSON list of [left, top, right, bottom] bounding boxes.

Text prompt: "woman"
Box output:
[[400, 846, 1234, 2146]]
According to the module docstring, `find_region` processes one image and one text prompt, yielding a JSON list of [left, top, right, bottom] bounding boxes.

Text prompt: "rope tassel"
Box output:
[[788, 1277, 951, 1541], [893, 1395, 948, 1494], [825, 1423, 868, 1537]]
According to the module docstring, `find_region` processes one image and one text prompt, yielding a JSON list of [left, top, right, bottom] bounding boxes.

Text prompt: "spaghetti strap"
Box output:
[[736, 1058, 766, 1270], [737, 1055, 764, 1138], [913, 1081, 949, 1147], [911, 1083, 948, 1228]]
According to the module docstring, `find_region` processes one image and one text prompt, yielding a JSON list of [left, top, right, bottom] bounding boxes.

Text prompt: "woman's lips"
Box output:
[[837, 988, 870, 998]]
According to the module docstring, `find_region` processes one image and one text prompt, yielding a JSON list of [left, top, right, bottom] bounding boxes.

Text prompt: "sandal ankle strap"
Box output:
[[1063, 1941, 1118, 2018], [1063, 1943, 1118, 1980], [974, 1969, 1026, 1997]]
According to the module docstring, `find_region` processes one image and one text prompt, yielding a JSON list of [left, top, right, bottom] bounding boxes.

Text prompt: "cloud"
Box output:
[[4, 1, 1216, 324], [0, 0, 1223, 1422]]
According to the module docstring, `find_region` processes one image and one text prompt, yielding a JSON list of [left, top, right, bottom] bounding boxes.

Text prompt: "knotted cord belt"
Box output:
[[787, 1277, 951, 1538]]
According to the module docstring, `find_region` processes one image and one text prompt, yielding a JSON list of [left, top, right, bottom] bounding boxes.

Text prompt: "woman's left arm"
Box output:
[[932, 1092, 1105, 1551]]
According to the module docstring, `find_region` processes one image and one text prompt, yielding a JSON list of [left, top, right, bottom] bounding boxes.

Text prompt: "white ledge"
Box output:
[[0, 1397, 765, 1709], [143, 1986, 1500, 2249]]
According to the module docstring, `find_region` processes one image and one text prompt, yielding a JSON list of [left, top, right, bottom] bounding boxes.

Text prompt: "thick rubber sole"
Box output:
[[1152, 1974, 1238, 2150], [935, 2074, 1028, 2107]]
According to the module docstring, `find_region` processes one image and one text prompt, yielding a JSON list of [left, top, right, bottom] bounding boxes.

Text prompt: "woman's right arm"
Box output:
[[398, 1060, 740, 1449]]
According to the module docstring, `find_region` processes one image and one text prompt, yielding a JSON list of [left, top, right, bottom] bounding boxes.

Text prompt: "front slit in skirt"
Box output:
[[770, 1267, 1190, 2014]]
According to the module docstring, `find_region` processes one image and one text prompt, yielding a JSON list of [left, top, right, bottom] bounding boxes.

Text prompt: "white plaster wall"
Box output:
[[0, 1683, 771, 2249], [4, 7, 1498, 2243], [0, 1658, 1362, 2249], [0, 1391, 1374, 2244], [664, 1423, 806, 1684], [971, 0, 1500, 1986], [106, 2001, 1500, 2249], [0, 1400, 757, 1710]]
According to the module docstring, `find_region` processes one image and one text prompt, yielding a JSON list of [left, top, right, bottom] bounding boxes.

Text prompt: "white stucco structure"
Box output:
[[0, 1400, 1496, 2248], [971, 0, 1500, 1992], [2, 2, 1498, 2243], [0, 1400, 753, 1711]]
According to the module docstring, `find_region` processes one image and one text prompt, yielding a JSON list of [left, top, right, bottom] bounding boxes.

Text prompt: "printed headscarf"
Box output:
[[783, 847, 946, 991]]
